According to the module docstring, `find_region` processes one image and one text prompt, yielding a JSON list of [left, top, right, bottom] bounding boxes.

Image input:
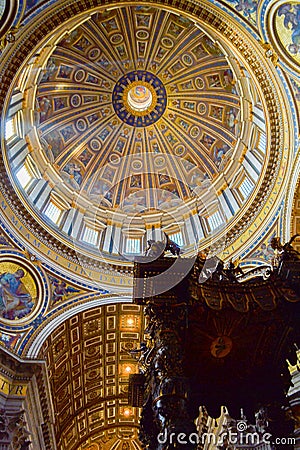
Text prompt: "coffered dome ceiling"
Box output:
[[33, 6, 243, 203], [1, 0, 292, 277]]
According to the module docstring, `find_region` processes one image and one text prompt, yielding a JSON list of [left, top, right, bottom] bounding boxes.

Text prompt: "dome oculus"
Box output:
[[112, 71, 166, 127], [127, 84, 154, 112]]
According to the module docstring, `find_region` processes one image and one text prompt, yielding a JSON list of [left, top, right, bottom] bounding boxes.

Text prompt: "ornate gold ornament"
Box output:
[[122, 81, 158, 117]]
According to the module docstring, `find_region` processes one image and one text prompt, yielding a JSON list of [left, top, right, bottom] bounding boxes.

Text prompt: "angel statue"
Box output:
[[270, 234, 299, 262]]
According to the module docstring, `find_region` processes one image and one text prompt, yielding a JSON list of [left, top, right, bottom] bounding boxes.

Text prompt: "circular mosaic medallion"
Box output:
[[175, 144, 185, 156], [90, 138, 101, 151], [161, 37, 174, 48], [74, 70, 85, 82], [131, 160, 143, 170], [112, 71, 167, 127], [195, 77, 204, 89], [110, 33, 123, 44], [190, 125, 200, 138], [71, 94, 81, 107], [136, 30, 149, 40], [76, 118, 87, 132], [88, 48, 101, 60], [182, 54, 193, 66], [155, 156, 165, 167], [109, 153, 120, 164], [198, 103, 206, 115], [0, 253, 45, 325]]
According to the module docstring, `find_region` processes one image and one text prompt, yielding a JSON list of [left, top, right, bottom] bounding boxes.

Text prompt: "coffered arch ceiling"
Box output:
[[41, 303, 145, 450], [1, 0, 293, 283]]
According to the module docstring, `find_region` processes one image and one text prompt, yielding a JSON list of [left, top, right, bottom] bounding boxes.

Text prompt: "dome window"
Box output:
[[207, 211, 223, 231], [82, 226, 99, 246], [125, 238, 141, 254], [239, 178, 254, 199], [16, 165, 32, 190], [5, 118, 15, 140], [44, 201, 63, 225], [169, 231, 184, 247]]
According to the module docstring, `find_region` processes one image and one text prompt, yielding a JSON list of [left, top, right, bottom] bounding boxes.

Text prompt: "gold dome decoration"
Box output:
[[124, 82, 157, 116], [0, 0, 293, 277]]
